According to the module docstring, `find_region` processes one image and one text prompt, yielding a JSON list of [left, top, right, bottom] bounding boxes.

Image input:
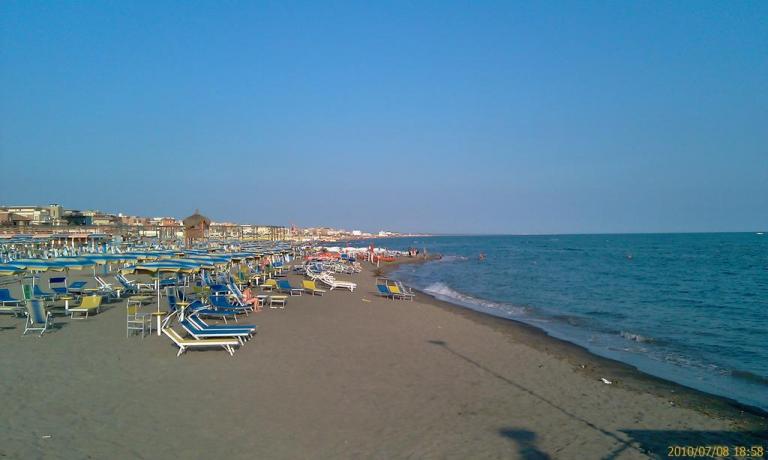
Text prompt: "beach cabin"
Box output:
[[183, 210, 211, 247]]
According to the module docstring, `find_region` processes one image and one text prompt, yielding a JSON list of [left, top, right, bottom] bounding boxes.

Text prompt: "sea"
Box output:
[[359, 233, 768, 412]]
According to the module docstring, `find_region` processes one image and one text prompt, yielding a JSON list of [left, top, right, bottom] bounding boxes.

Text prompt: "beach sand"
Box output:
[[0, 262, 765, 459]]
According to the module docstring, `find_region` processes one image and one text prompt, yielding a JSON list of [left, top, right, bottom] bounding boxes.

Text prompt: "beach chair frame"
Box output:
[[23, 300, 54, 336]]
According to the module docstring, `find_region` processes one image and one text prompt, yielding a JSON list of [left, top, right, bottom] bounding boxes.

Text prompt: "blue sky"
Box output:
[[1, 1, 766, 234]]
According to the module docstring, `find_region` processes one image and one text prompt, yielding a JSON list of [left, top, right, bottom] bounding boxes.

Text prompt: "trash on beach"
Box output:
[[601, 378, 613, 385], [361, 298, 371, 302]]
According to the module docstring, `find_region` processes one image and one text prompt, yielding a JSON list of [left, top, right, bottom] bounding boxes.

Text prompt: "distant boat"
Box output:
[[757, 232, 765, 235]]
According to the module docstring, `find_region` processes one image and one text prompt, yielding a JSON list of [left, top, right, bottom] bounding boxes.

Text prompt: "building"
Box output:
[[0, 212, 32, 227], [182, 210, 211, 247], [0, 205, 52, 225]]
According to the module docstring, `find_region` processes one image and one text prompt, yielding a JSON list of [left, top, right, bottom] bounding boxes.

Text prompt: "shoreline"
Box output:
[[381, 256, 768, 428]]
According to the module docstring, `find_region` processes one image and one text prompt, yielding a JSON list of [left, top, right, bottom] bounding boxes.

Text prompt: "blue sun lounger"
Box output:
[[33, 284, 56, 300], [188, 299, 240, 324], [67, 280, 88, 296], [0, 288, 24, 316], [277, 279, 303, 296], [187, 314, 256, 334], [209, 294, 250, 314], [0, 288, 21, 306], [376, 284, 394, 299]]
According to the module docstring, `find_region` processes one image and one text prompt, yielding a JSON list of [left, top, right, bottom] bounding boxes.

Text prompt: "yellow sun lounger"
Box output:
[[261, 279, 277, 291], [162, 327, 240, 357], [69, 295, 102, 319], [302, 280, 326, 296], [388, 284, 415, 301]]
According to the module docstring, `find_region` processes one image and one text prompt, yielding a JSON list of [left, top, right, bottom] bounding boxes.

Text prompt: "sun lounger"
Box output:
[[1, 288, 22, 306], [388, 284, 415, 301], [179, 318, 253, 345], [189, 299, 240, 324], [187, 314, 256, 334], [163, 326, 240, 357], [269, 295, 287, 309], [302, 280, 326, 296], [209, 294, 250, 314], [33, 284, 56, 300], [317, 274, 357, 292], [23, 300, 54, 336], [68, 294, 102, 319], [116, 273, 154, 293], [261, 279, 277, 291], [94, 276, 119, 298], [277, 279, 303, 296], [67, 281, 88, 296], [376, 284, 395, 299]]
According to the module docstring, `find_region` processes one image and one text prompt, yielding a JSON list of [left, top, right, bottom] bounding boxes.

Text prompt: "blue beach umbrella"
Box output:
[[123, 260, 208, 312], [0, 263, 24, 277]]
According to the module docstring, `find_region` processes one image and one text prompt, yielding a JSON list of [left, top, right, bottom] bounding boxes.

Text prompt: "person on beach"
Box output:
[[241, 287, 262, 312]]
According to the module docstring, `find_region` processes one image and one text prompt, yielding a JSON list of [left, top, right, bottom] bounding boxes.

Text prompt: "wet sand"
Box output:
[[0, 263, 765, 459]]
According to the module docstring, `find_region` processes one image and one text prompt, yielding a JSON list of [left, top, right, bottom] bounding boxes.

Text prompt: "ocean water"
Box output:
[[363, 234, 768, 411]]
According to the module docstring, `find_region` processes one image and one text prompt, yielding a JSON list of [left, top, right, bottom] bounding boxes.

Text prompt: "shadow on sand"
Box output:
[[429, 340, 767, 459], [499, 428, 551, 460]]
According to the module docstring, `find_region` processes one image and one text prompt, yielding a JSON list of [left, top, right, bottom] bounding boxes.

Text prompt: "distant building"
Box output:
[[0, 205, 52, 225], [62, 210, 91, 226], [0, 212, 32, 227], [183, 210, 211, 247]]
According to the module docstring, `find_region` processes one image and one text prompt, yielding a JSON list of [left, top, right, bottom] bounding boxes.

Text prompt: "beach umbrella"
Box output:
[[123, 260, 207, 313], [7, 258, 71, 291], [0, 264, 24, 277], [83, 253, 136, 276]]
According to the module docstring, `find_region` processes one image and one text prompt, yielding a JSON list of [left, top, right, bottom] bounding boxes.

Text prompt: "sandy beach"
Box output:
[[0, 262, 765, 459]]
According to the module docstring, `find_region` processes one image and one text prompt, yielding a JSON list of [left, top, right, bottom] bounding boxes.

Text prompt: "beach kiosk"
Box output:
[[182, 210, 211, 248]]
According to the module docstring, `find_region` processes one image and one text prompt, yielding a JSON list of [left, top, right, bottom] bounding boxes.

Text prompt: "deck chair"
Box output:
[[22, 284, 34, 301], [277, 279, 303, 296], [49, 276, 68, 296], [162, 325, 240, 357], [69, 295, 102, 319], [127, 304, 150, 338], [302, 280, 326, 296], [23, 299, 54, 336]]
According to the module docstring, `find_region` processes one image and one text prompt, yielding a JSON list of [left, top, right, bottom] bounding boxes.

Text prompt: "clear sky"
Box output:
[[1, 1, 766, 234]]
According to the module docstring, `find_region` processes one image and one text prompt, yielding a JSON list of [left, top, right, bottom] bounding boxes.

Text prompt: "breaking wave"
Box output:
[[620, 331, 656, 343], [422, 282, 527, 317]]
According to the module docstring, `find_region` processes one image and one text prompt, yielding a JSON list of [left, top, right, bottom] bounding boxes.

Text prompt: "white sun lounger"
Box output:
[[162, 327, 240, 357], [318, 274, 357, 292]]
